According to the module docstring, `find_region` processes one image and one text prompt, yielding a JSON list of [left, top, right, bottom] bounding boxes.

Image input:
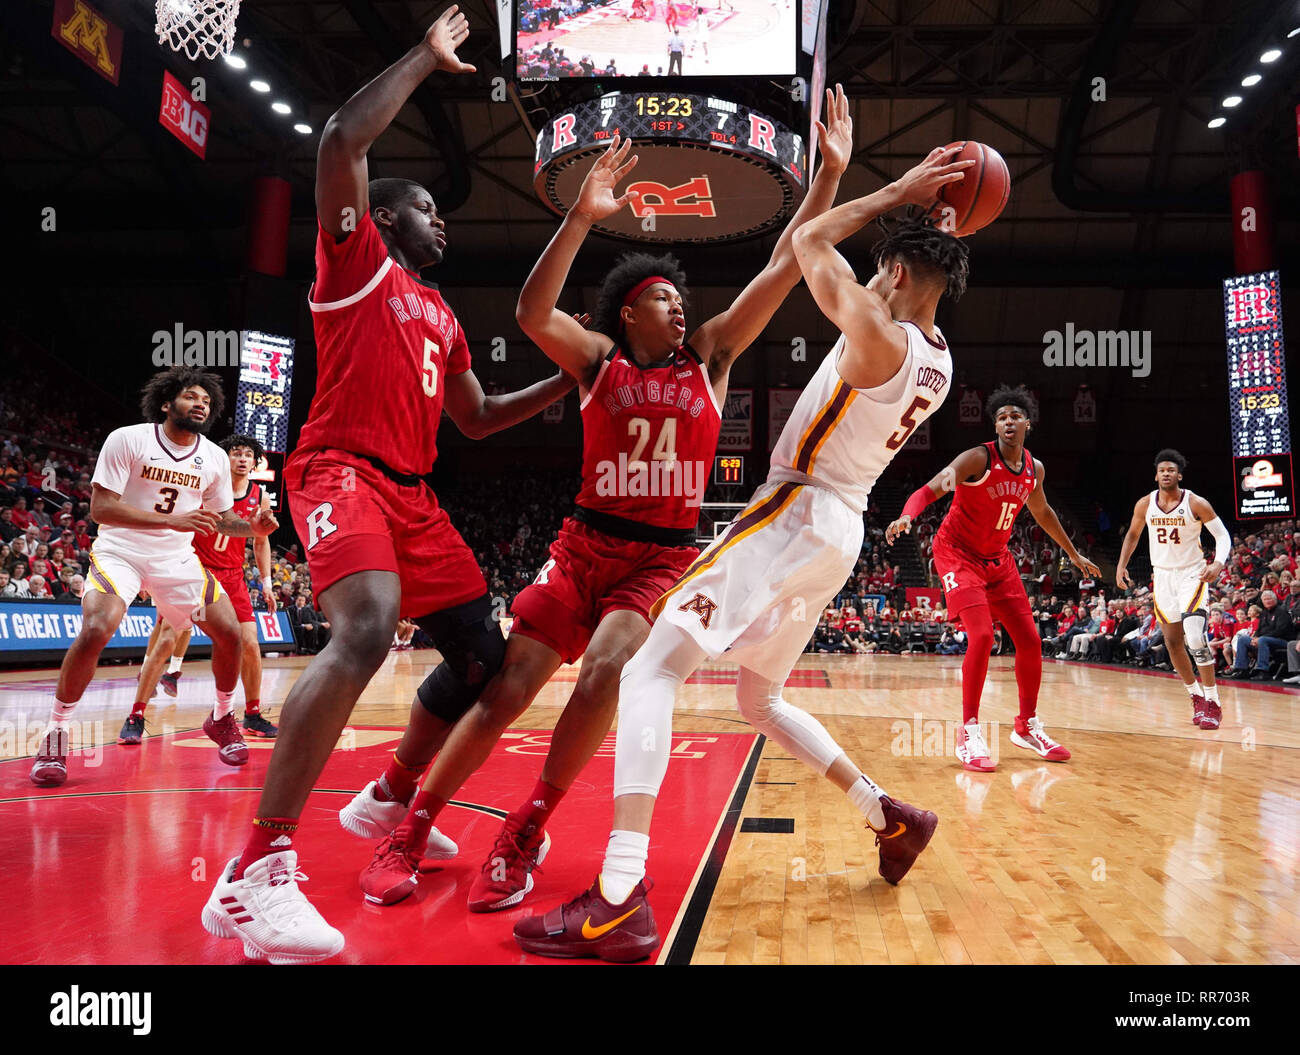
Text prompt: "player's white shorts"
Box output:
[[1151, 564, 1208, 624], [651, 479, 862, 682], [87, 538, 223, 631]]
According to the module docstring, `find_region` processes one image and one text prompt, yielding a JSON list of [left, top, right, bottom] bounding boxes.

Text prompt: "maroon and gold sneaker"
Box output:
[[30, 728, 69, 787], [1197, 697, 1222, 730], [873, 794, 938, 885], [360, 834, 421, 906], [514, 877, 659, 962]]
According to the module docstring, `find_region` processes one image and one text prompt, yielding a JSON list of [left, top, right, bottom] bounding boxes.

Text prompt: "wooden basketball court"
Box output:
[[3, 649, 1295, 965]]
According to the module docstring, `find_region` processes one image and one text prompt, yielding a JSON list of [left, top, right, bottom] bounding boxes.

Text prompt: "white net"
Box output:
[[155, 0, 241, 60]]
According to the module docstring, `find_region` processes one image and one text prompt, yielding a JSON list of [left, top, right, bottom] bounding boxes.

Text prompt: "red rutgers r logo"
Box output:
[[553, 113, 577, 149], [627, 176, 716, 218]]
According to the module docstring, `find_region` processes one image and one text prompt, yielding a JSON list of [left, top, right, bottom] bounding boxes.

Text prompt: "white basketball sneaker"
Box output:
[[1010, 716, 1071, 761], [955, 719, 996, 772], [338, 780, 458, 860], [202, 852, 344, 964]]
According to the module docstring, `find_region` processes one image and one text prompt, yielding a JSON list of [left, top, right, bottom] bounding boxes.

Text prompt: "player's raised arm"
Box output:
[[316, 7, 476, 238], [443, 368, 576, 439], [1190, 493, 1232, 583], [886, 446, 986, 543], [1115, 493, 1151, 590], [688, 86, 853, 372], [1024, 460, 1099, 577], [516, 138, 639, 381]]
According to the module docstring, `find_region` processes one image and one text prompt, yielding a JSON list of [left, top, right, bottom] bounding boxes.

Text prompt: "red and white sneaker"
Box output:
[[872, 795, 938, 885], [467, 814, 551, 912], [1010, 716, 1071, 761], [1197, 698, 1222, 730], [30, 727, 70, 787], [338, 780, 458, 860], [514, 877, 658, 962], [203, 712, 248, 766], [1191, 692, 1208, 727], [359, 833, 422, 906], [955, 719, 996, 772]]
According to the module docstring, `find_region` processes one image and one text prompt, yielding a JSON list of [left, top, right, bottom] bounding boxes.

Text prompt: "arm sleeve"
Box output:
[[901, 483, 941, 521], [90, 428, 137, 494], [1205, 517, 1231, 564]]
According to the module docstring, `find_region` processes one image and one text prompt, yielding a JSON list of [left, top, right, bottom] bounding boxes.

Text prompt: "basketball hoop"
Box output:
[[155, 0, 241, 60]]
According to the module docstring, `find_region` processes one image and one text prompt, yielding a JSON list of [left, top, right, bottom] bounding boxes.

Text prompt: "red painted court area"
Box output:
[[1, 725, 756, 965]]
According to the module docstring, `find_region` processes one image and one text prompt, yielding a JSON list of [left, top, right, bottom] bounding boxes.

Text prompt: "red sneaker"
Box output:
[[873, 794, 938, 885], [203, 712, 248, 766], [467, 815, 551, 913], [1197, 698, 1222, 730], [1191, 693, 1208, 727], [360, 834, 422, 906], [30, 728, 69, 787], [513, 877, 658, 962], [1010, 716, 1071, 762]]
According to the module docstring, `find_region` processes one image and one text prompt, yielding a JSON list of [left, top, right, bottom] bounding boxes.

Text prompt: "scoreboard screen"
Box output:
[[236, 330, 295, 455], [1223, 271, 1292, 519], [714, 454, 743, 486]]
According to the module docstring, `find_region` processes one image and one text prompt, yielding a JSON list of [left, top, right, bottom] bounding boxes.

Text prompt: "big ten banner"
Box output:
[[159, 69, 210, 158], [237, 330, 295, 454], [906, 587, 943, 611], [768, 389, 802, 451], [719, 389, 752, 451]]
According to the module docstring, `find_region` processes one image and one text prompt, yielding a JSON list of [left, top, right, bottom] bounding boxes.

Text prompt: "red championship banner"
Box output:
[[159, 69, 210, 158], [52, 0, 123, 85], [906, 587, 943, 611]]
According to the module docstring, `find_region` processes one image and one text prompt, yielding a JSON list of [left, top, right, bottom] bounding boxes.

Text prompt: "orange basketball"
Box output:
[[930, 141, 1010, 237]]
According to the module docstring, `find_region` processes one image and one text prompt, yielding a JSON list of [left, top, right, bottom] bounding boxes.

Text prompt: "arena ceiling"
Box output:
[[2, 0, 1298, 289]]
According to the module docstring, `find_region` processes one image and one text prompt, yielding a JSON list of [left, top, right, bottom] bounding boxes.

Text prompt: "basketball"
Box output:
[[931, 141, 1011, 237]]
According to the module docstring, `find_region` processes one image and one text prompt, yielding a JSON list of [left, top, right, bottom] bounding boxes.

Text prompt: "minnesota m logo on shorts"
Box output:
[[678, 592, 717, 629]]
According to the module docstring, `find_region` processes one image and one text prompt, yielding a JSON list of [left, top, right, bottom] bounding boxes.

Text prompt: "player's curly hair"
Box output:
[[219, 433, 266, 465], [369, 177, 426, 217], [592, 252, 691, 337], [139, 366, 225, 424], [1154, 448, 1187, 472], [985, 384, 1036, 422], [872, 214, 969, 301]]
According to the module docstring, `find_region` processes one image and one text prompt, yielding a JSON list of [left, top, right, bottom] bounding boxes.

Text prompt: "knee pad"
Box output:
[[414, 596, 506, 723], [1182, 608, 1212, 665]]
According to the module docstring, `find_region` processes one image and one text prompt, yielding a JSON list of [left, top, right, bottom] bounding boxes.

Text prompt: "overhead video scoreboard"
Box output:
[[235, 330, 295, 455], [1223, 271, 1292, 519]]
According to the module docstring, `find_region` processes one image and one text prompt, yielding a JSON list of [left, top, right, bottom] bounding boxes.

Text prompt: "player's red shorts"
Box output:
[[209, 564, 255, 623], [510, 516, 699, 664], [285, 449, 486, 618], [932, 534, 1030, 617]]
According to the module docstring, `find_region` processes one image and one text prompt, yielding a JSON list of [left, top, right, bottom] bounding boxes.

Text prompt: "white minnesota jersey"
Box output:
[[769, 320, 952, 513], [91, 423, 233, 558], [1145, 488, 1205, 571]]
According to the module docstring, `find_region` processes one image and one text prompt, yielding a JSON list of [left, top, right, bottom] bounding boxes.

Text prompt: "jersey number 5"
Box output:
[[885, 396, 932, 451], [422, 338, 440, 398]]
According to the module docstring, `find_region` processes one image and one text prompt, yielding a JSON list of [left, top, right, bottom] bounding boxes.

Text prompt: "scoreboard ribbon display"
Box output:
[[236, 330, 295, 454], [534, 92, 806, 243], [1223, 271, 1293, 519]]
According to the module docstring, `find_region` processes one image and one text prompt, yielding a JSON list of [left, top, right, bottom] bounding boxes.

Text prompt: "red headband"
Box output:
[[622, 275, 676, 310]]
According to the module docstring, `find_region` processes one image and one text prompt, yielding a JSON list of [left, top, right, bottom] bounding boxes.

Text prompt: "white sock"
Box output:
[[167, 656, 183, 674], [848, 774, 887, 831], [1202, 682, 1219, 702], [599, 829, 650, 905], [213, 689, 235, 719], [46, 699, 78, 737], [1184, 681, 1199, 698]]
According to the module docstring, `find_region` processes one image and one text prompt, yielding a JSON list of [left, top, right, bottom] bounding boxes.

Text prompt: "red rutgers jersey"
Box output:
[[297, 212, 471, 477], [936, 441, 1037, 559], [573, 344, 722, 530], [192, 481, 261, 571]]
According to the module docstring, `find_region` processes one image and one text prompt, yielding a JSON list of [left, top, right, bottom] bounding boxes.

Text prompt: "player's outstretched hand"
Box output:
[[1072, 553, 1100, 577], [1200, 559, 1224, 584], [894, 146, 977, 208], [885, 515, 912, 544], [424, 5, 477, 74], [1115, 566, 1132, 590], [171, 509, 221, 535], [265, 590, 277, 614], [249, 508, 280, 537], [814, 84, 852, 176], [572, 135, 640, 222]]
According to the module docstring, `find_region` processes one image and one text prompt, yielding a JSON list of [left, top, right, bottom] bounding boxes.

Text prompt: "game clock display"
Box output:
[[1222, 271, 1292, 519], [235, 330, 295, 455], [714, 454, 743, 486]]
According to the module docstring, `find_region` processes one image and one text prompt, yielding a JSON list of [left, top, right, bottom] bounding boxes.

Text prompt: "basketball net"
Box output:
[[155, 0, 241, 60]]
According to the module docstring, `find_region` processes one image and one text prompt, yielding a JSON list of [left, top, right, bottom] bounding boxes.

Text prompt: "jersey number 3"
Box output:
[[885, 396, 932, 451]]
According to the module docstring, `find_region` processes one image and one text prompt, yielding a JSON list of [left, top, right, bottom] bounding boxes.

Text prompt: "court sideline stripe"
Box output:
[[660, 734, 764, 965]]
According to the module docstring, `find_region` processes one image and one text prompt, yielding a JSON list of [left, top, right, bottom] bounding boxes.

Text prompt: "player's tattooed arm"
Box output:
[[691, 85, 853, 377], [885, 447, 982, 543], [213, 507, 279, 538], [443, 368, 576, 439], [1114, 493, 1151, 590], [90, 484, 221, 535], [316, 6, 476, 239], [517, 138, 637, 385], [1025, 461, 1100, 577]]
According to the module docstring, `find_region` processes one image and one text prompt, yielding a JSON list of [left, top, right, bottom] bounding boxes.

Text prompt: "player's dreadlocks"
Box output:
[[592, 251, 691, 337], [139, 366, 225, 425], [872, 213, 969, 301], [1154, 448, 1187, 472], [220, 433, 266, 465], [985, 384, 1037, 423]]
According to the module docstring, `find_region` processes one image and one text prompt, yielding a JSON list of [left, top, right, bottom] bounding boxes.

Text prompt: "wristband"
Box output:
[[901, 484, 940, 521]]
